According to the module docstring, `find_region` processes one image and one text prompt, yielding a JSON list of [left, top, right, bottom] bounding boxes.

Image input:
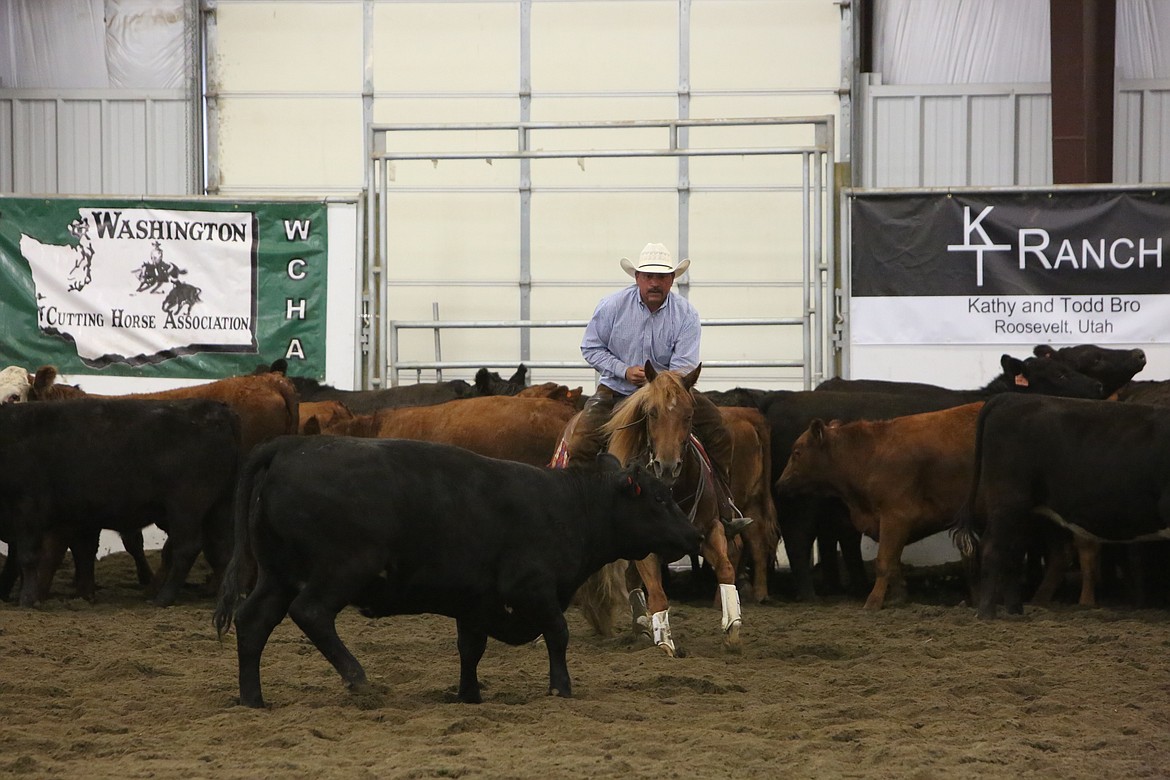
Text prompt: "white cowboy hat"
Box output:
[[620, 242, 690, 278]]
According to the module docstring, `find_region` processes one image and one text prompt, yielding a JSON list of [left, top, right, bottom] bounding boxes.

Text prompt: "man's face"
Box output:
[[635, 271, 674, 311]]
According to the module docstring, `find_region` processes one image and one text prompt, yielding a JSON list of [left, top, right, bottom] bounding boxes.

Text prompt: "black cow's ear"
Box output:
[[1001, 354, 1024, 376], [1033, 344, 1055, 359]]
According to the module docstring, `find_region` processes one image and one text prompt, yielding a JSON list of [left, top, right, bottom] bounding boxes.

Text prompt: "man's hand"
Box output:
[[625, 365, 647, 386]]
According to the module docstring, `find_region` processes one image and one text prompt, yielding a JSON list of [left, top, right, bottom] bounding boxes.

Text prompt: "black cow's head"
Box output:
[[1000, 354, 1103, 399], [1033, 344, 1146, 397], [612, 463, 701, 563]]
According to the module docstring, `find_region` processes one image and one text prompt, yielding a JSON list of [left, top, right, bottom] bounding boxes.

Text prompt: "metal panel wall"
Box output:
[[862, 77, 1170, 188], [1115, 79, 1170, 183], [0, 90, 194, 195], [860, 78, 1053, 187]]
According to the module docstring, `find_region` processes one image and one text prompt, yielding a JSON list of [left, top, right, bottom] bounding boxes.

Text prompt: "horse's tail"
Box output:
[[572, 560, 629, 636], [951, 399, 997, 559], [213, 438, 279, 638]]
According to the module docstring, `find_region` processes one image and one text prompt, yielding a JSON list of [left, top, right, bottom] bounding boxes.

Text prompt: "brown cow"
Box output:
[[720, 406, 780, 603], [776, 402, 984, 610], [25, 366, 299, 599], [317, 394, 576, 468], [298, 399, 354, 433], [516, 382, 585, 410]]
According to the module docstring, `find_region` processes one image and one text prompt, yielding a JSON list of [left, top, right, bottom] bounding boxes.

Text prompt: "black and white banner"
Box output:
[[849, 190, 1170, 345]]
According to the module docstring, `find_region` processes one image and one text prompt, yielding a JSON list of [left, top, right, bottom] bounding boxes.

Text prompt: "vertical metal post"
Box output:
[[378, 158, 390, 387], [677, 0, 691, 297], [801, 151, 811, 389], [432, 301, 443, 381], [519, 0, 533, 365]]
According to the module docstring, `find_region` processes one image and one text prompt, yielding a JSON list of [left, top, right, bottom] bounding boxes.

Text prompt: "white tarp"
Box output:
[[874, 0, 1169, 85], [0, 0, 187, 89]]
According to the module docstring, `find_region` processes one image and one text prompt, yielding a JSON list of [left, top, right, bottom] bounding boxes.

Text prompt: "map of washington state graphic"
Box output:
[[19, 207, 256, 366]]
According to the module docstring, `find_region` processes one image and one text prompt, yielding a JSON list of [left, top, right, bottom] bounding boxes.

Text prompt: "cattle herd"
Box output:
[[1, 343, 1168, 706]]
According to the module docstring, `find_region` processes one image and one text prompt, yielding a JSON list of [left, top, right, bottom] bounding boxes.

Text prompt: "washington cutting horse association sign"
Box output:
[[0, 197, 328, 379], [849, 189, 1170, 346]]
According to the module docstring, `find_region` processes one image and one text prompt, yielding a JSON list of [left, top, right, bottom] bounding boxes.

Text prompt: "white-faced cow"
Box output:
[[953, 394, 1170, 619], [1, 398, 240, 607], [213, 436, 701, 707], [0, 366, 31, 404]]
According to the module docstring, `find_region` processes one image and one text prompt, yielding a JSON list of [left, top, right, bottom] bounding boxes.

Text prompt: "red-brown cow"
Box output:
[[775, 402, 984, 610]]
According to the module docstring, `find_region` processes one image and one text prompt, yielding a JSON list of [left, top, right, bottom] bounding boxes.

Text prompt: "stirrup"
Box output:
[[722, 515, 754, 537]]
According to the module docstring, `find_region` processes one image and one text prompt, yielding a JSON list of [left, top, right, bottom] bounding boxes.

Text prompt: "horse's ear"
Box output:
[[644, 361, 657, 383], [681, 363, 702, 389], [595, 452, 621, 471]]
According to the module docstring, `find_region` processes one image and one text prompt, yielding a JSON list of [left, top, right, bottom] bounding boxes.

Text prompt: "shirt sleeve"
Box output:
[[581, 298, 626, 378], [668, 305, 701, 371]]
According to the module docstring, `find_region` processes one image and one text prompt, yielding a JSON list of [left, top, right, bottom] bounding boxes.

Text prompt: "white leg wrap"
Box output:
[[651, 609, 675, 653], [720, 583, 742, 632]]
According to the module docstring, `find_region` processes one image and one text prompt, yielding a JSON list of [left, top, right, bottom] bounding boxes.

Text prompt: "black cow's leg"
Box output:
[[17, 530, 46, 608], [541, 612, 573, 698], [455, 619, 488, 704], [977, 528, 1003, 619], [69, 528, 100, 601], [288, 581, 369, 695], [779, 498, 817, 600], [0, 541, 18, 601], [152, 519, 203, 607], [119, 528, 154, 587], [35, 530, 70, 601], [234, 574, 295, 708]]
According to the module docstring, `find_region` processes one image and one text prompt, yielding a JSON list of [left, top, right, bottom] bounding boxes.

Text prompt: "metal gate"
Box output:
[[364, 116, 837, 391]]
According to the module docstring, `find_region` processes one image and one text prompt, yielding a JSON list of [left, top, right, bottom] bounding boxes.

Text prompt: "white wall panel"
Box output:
[[59, 100, 104, 193], [213, 3, 363, 92], [1016, 93, 1051, 184], [691, 0, 838, 91], [374, 3, 518, 93], [531, 2, 677, 93], [215, 98, 363, 192], [921, 96, 965, 185], [104, 101, 149, 193], [968, 95, 1014, 184], [0, 101, 11, 190]]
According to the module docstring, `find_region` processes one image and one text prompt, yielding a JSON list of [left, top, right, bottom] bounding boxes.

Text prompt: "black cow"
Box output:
[[213, 437, 701, 707], [473, 364, 528, 396], [0, 398, 240, 607], [816, 353, 1105, 402], [1032, 343, 1146, 397], [953, 394, 1170, 619]]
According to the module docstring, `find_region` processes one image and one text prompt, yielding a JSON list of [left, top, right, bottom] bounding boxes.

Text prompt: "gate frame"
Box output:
[[365, 116, 837, 389]]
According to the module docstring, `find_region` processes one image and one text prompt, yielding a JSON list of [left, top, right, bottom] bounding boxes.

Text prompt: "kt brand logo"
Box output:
[[946, 206, 1009, 287]]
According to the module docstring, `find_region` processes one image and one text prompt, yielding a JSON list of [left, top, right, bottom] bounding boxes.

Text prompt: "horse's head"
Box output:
[[604, 362, 702, 486]]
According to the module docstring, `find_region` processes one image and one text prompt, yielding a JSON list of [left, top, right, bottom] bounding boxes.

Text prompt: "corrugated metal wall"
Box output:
[[0, 90, 195, 194]]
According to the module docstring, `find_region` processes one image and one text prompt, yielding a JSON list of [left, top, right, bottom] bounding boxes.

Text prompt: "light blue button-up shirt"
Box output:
[[580, 285, 701, 396]]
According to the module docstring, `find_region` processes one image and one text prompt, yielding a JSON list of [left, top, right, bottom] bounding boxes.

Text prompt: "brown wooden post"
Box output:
[[1049, 0, 1116, 183]]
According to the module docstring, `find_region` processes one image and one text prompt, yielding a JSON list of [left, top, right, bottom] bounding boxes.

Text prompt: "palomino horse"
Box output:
[[570, 364, 743, 655]]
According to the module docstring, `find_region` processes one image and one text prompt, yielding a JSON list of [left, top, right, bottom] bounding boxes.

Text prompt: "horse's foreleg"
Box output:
[[633, 555, 676, 656], [701, 525, 742, 649]]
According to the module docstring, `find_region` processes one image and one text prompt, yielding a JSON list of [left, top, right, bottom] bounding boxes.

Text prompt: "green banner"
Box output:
[[0, 197, 327, 379]]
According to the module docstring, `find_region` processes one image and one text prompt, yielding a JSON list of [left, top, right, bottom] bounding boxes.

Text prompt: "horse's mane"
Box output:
[[602, 370, 693, 464]]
